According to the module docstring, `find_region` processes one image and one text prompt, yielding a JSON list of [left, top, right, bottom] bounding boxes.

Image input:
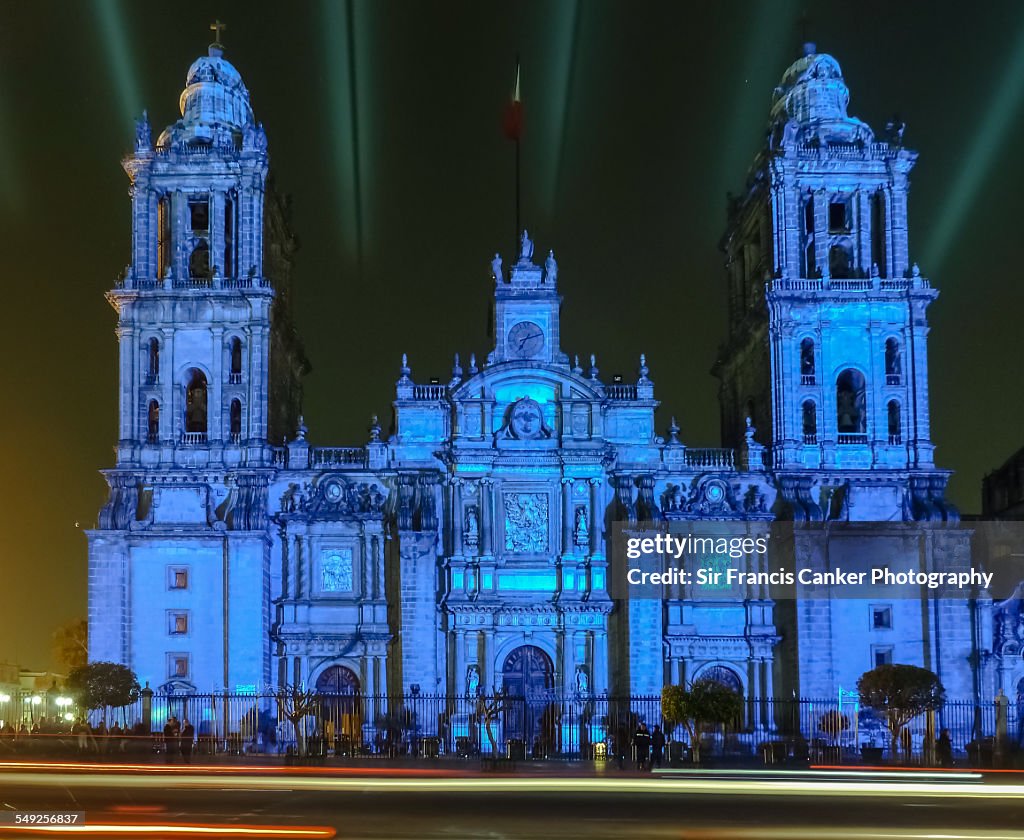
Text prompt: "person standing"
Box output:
[[936, 728, 954, 768], [180, 718, 195, 764], [651, 724, 666, 769], [163, 716, 179, 763], [634, 722, 651, 771]]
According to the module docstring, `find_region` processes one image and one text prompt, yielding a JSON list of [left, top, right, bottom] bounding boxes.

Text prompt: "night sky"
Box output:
[[2, 0, 1023, 670]]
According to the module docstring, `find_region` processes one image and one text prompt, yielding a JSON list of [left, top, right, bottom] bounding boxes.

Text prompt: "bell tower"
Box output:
[[88, 31, 305, 692], [487, 230, 569, 367], [111, 36, 281, 470], [715, 45, 946, 501]]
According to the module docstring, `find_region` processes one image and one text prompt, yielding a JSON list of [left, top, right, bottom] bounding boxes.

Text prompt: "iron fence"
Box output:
[[0, 689, 1019, 764]]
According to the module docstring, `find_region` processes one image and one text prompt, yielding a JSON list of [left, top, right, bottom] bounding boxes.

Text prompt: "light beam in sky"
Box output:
[[321, 0, 374, 271], [93, 0, 142, 127], [923, 17, 1024, 272], [546, 0, 582, 228]]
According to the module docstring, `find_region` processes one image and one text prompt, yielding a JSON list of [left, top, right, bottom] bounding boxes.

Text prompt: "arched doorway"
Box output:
[[696, 664, 743, 697], [501, 646, 556, 754], [315, 665, 362, 753]]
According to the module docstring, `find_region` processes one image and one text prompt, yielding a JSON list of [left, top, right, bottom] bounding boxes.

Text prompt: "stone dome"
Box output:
[[769, 44, 873, 145], [157, 45, 254, 148]]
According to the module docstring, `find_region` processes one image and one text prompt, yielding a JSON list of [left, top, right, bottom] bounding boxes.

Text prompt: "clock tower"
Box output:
[[487, 230, 568, 366]]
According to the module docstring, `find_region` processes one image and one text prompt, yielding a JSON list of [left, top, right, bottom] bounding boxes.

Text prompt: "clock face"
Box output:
[[507, 321, 545, 358]]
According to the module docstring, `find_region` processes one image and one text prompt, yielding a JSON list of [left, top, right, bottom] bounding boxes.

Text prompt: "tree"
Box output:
[[66, 662, 141, 724], [275, 684, 319, 756], [52, 619, 88, 673], [857, 664, 945, 757], [475, 689, 508, 755], [661, 680, 743, 764]]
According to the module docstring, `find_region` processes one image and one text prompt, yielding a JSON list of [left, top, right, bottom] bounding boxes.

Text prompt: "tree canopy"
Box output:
[[661, 679, 743, 762], [857, 664, 945, 750], [66, 662, 140, 713]]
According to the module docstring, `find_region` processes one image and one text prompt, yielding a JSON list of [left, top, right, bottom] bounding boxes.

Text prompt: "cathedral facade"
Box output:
[[88, 40, 991, 707]]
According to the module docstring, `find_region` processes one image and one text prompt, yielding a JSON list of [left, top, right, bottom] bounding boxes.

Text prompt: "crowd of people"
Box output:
[[0, 716, 149, 753]]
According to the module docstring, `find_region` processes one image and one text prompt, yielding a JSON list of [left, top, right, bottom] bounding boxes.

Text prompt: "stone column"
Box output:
[[561, 478, 574, 555], [172, 190, 187, 281], [210, 190, 223, 284], [452, 479, 464, 556], [160, 328, 174, 445], [454, 629, 466, 696], [593, 628, 608, 695], [814, 189, 829, 280], [884, 186, 896, 280], [210, 327, 223, 442], [372, 533, 383, 600], [484, 629, 495, 692], [588, 479, 602, 554], [857, 189, 872, 275], [364, 653, 376, 698], [362, 534, 372, 598], [480, 480, 493, 556]]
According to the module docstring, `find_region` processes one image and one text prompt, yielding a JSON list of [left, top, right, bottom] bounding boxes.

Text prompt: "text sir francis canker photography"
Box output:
[[5, 2, 1024, 837]]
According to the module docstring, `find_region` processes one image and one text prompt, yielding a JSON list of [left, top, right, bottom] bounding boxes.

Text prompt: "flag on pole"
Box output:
[[503, 61, 523, 141]]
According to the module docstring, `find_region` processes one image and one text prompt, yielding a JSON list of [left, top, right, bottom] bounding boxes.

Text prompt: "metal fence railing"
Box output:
[[0, 690, 1019, 764]]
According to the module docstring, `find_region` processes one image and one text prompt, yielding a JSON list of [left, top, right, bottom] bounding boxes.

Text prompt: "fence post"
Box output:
[[995, 690, 1009, 767], [924, 708, 935, 767], [140, 683, 153, 733]]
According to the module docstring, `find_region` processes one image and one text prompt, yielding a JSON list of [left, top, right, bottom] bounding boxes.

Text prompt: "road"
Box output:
[[1, 764, 1024, 838]]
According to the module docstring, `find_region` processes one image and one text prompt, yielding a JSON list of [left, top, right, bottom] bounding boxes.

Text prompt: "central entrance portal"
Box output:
[[501, 645, 556, 754], [315, 665, 362, 752]]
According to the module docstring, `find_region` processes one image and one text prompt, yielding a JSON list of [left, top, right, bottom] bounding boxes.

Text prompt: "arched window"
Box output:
[[147, 338, 160, 382], [184, 369, 208, 440], [836, 369, 867, 438], [885, 338, 901, 384], [887, 400, 901, 444], [229, 337, 243, 384], [802, 400, 817, 444], [800, 338, 815, 384], [189, 240, 210, 280], [147, 400, 160, 443], [829, 243, 853, 279], [229, 399, 242, 442]]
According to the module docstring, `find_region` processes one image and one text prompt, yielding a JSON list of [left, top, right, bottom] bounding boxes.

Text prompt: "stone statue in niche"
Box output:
[[465, 505, 479, 548], [575, 666, 589, 695], [574, 506, 589, 547], [466, 665, 480, 697]]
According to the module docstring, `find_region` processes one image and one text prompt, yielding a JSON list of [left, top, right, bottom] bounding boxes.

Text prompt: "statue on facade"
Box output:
[[466, 665, 480, 698], [491, 253, 503, 283], [574, 506, 589, 547], [518, 229, 534, 263], [575, 666, 589, 695], [465, 505, 479, 548], [367, 484, 384, 514], [135, 110, 152, 151], [544, 249, 558, 283]]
